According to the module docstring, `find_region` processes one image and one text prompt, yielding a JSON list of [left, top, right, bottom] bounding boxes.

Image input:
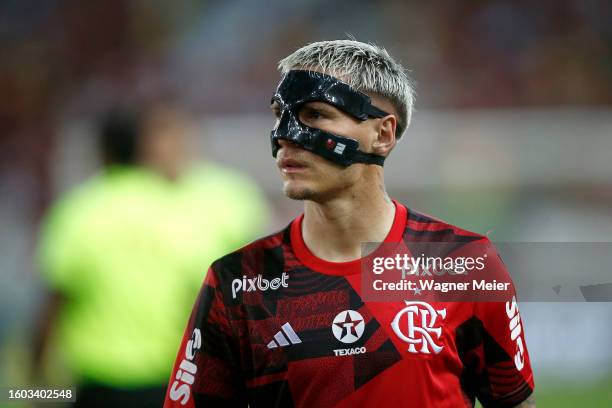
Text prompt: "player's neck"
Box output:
[[301, 177, 395, 263]]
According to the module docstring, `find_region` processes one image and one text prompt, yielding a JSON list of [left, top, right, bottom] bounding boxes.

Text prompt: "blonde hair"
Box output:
[[278, 40, 415, 138]]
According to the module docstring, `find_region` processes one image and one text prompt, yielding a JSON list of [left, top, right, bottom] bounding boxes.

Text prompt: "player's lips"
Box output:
[[277, 157, 309, 174]]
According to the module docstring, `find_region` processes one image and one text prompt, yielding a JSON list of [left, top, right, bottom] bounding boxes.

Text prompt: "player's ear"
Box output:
[[371, 114, 397, 157]]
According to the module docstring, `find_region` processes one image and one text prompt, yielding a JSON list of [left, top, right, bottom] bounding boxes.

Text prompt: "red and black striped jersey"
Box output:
[[164, 200, 534, 408]]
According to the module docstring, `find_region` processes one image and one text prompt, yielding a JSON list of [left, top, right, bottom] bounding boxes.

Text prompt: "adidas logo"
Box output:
[[267, 323, 302, 349]]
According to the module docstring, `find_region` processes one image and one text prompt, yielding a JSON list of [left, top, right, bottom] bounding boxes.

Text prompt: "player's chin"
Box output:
[[282, 180, 318, 201]]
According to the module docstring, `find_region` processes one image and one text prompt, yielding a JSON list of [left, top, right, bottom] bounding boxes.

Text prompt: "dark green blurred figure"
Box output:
[[34, 105, 268, 406]]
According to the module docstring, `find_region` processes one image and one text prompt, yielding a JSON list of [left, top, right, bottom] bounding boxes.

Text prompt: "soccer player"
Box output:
[[164, 40, 535, 407]]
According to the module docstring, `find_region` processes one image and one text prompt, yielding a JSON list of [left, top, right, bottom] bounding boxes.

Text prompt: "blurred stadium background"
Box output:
[[1, 0, 611, 406]]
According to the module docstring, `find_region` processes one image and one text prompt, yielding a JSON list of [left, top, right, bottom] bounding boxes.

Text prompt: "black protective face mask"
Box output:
[[270, 70, 390, 167]]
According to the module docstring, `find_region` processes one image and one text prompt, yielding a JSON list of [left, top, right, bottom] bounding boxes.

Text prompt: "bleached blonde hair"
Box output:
[[278, 40, 415, 139]]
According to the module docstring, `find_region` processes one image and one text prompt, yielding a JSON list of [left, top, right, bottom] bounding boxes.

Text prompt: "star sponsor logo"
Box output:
[[332, 310, 365, 343], [331, 310, 367, 357]]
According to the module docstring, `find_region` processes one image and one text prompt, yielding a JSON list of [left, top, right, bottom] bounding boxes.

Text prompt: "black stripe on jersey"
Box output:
[[193, 285, 229, 361], [194, 284, 215, 335], [260, 246, 286, 315], [195, 393, 248, 408], [354, 338, 402, 389], [285, 326, 335, 361], [492, 382, 533, 406], [455, 317, 532, 407], [195, 285, 244, 383], [405, 209, 483, 244], [241, 304, 274, 320], [200, 316, 231, 361], [283, 267, 351, 297], [403, 238, 482, 264], [264, 245, 285, 275], [249, 381, 294, 408], [405, 228, 481, 242], [407, 210, 437, 224], [456, 316, 511, 366], [455, 316, 487, 406], [281, 225, 292, 246], [213, 251, 244, 303]]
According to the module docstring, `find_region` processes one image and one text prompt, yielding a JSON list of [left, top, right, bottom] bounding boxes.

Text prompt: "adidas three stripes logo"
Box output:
[[267, 322, 302, 349]]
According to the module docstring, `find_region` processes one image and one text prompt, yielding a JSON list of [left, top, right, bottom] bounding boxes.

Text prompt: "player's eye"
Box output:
[[305, 108, 323, 119]]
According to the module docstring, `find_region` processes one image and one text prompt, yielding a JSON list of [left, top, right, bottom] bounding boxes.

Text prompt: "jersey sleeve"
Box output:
[[459, 241, 535, 407], [164, 265, 247, 408]]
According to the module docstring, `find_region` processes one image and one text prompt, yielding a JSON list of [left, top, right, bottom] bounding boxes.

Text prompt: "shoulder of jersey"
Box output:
[[404, 207, 489, 243], [209, 224, 290, 277]]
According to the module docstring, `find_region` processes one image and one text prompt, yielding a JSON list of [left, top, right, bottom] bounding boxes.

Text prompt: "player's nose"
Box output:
[[277, 138, 302, 150]]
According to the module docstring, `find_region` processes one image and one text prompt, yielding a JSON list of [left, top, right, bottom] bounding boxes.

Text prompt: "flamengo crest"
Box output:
[[391, 301, 446, 354]]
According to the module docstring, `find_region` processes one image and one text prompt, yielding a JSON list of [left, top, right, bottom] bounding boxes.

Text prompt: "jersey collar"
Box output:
[[290, 199, 407, 276]]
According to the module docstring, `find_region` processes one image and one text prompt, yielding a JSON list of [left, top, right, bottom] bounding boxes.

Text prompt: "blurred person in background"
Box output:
[[33, 103, 269, 407]]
